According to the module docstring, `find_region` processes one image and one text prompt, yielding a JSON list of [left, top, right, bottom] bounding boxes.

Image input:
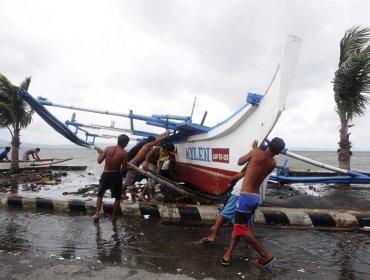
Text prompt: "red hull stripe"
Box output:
[[176, 162, 238, 195]]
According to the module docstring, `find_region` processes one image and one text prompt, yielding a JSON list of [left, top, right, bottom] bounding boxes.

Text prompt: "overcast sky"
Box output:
[[1, 0, 370, 150]]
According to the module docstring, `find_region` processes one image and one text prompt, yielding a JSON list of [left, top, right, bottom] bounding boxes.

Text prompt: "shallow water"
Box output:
[[277, 151, 370, 173], [25, 148, 370, 174], [3, 149, 370, 279], [1, 208, 370, 280]]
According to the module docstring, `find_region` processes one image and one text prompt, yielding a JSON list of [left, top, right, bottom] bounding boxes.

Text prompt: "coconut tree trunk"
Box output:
[[338, 111, 351, 170], [10, 129, 21, 173]]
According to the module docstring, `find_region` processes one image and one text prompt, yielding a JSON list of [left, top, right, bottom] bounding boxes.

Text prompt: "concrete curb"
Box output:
[[1, 195, 370, 230]]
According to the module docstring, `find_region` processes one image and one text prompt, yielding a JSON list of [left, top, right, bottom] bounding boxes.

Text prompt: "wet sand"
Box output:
[[262, 183, 370, 211], [1, 208, 370, 280], [1, 169, 370, 279], [2, 169, 370, 211]]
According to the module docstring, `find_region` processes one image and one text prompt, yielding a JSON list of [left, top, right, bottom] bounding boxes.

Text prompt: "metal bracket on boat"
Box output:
[[247, 92, 263, 106], [276, 160, 289, 176]]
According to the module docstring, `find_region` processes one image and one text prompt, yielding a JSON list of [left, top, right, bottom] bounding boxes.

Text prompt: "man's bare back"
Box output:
[[97, 146, 128, 173], [130, 132, 168, 166], [240, 148, 276, 194], [222, 137, 285, 267], [130, 143, 153, 165]]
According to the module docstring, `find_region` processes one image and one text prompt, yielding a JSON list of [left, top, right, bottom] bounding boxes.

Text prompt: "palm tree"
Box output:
[[333, 26, 370, 170], [0, 74, 33, 172]]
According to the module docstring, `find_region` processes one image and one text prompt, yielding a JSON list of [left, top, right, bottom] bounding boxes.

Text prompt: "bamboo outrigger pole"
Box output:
[[265, 138, 365, 177], [127, 163, 213, 203]]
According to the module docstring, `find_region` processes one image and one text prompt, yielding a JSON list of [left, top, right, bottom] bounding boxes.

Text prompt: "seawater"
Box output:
[[32, 148, 370, 173], [278, 151, 370, 173]]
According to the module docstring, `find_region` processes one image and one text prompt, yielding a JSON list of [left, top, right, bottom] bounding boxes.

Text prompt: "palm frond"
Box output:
[[333, 26, 370, 120], [339, 26, 370, 67], [0, 73, 34, 129], [0, 102, 16, 127], [20, 76, 32, 91]]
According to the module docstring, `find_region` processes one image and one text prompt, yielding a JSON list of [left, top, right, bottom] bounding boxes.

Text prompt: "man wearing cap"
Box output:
[[221, 137, 285, 268]]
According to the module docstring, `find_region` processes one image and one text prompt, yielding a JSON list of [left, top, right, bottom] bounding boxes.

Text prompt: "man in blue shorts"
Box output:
[[200, 140, 268, 244], [200, 172, 269, 244], [221, 137, 285, 268]]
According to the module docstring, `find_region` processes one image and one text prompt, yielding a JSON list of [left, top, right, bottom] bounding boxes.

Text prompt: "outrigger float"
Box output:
[[16, 35, 370, 199], [0, 158, 75, 172]]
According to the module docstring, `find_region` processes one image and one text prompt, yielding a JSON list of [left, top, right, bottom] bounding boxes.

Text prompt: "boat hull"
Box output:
[[176, 162, 236, 195], [173, 35, 302, 194]]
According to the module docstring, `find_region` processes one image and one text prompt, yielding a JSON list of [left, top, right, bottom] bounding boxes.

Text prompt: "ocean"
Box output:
[[34, 148, 370, 174]]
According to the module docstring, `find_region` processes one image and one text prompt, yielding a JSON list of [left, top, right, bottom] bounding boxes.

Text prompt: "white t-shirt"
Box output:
[[231, 179, 243, 196], [231, 175, 269, 203]]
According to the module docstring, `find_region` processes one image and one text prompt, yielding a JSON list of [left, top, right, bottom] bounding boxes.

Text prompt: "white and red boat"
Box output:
[[18, 35, 302, 194], [173, 35, 302, 194]]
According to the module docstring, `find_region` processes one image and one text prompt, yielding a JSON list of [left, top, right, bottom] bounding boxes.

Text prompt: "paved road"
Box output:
[[1, 208, 370, 280]]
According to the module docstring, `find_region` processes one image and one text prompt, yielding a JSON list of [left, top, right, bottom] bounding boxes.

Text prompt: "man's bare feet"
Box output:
[[256, 256, 276, 268], [200, 237, 215, 244], [221, 255, 230, 265], [91, 214, 100, 222], [111, 216, 118, 223], [121, 194, 129, 200]]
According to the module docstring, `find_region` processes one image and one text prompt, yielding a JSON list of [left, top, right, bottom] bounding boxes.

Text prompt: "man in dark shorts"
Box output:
[[92, 134, 130, 223], [139, 142, 176, 202], [122, 132, 168, 199], [221, 137, 285, 268], [120, 135, 156, 184]]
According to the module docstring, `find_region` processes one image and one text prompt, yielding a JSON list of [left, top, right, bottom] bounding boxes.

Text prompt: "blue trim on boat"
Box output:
[[270, 174, 370, 184], [209, 100, 252, 130], [18, 89, 92, 147]]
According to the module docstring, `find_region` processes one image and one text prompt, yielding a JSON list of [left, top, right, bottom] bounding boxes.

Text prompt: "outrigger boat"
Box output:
[[16, 35, 370, 196], [0, 158, 73, 172]]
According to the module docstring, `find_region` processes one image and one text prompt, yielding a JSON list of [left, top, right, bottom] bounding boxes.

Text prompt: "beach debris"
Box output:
[[62, 184, 99, 197], [0, 169, 65, 193]]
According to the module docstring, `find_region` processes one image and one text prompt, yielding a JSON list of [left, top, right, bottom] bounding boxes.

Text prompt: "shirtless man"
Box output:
[[221, 137, 285, 268], [139, 142, 176, 202], [92, 134, 130, 223], [22, 148, 41, 160], [121, 132, 168, 199]]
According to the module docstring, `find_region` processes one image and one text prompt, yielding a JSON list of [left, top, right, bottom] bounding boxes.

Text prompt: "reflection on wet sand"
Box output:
[[0, 208, 370, 279], [95, 222, 124, 263]]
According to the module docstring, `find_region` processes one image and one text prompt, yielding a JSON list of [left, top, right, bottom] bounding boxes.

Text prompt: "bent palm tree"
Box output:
[[0, 74, 33, 172], [333, 26, 370, 170]]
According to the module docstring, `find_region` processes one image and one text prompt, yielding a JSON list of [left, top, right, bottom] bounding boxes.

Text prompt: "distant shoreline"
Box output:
[[1, 138, 370, 152]]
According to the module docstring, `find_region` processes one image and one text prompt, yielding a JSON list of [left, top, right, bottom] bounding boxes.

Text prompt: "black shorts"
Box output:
[[98, 172, 123, 199]]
